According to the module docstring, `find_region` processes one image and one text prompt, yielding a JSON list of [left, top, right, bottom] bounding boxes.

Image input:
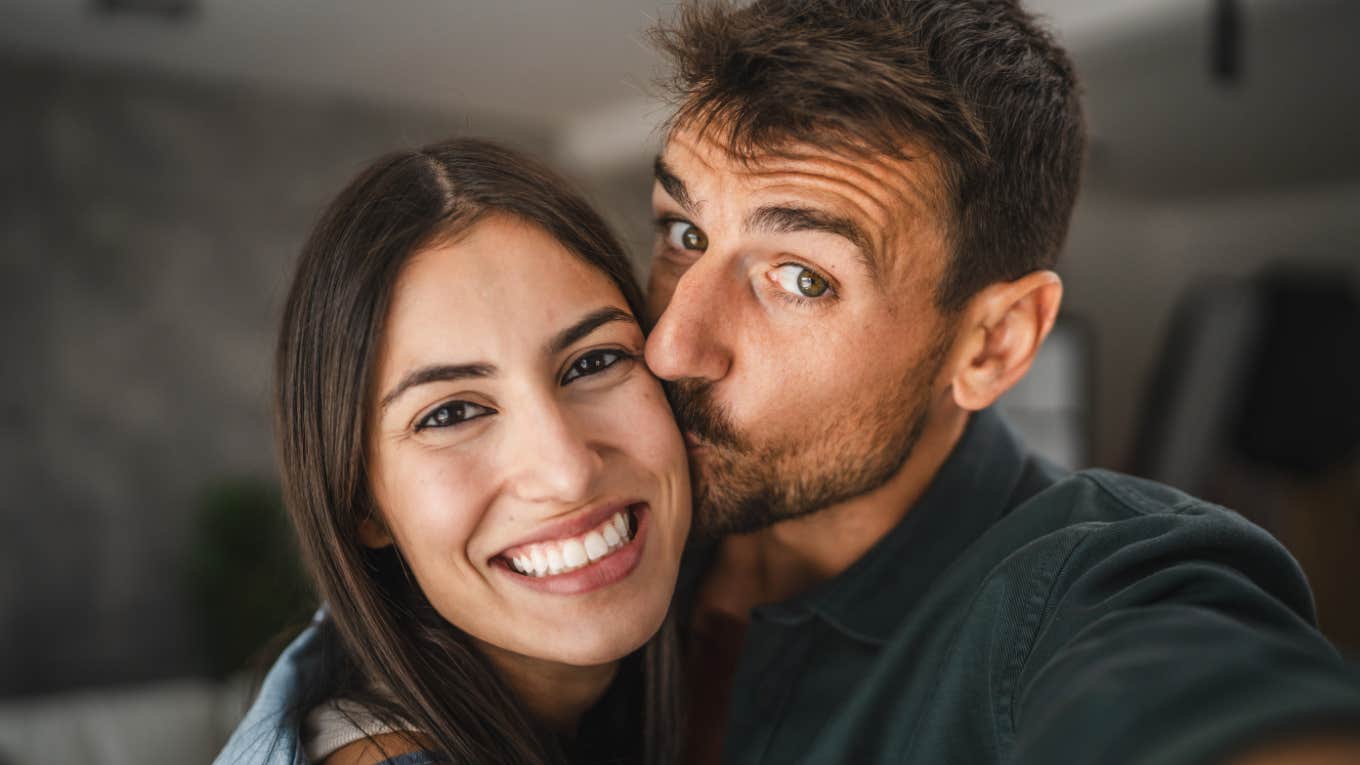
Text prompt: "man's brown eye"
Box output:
[[665, 220, 708, 251], [797, 270, 829, 297], [771, 264, 833, 299]]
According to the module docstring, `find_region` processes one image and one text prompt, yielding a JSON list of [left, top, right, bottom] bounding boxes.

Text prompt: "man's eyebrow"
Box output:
[[653, 156, 698, 215], [747, 204, 881, 280], [380, 363, 495, 410], [548, 306, 636, 357]]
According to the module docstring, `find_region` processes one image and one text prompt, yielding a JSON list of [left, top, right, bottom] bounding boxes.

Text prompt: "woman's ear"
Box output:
[[949, 270, 1063, 411], [358, 515, 395, 549]]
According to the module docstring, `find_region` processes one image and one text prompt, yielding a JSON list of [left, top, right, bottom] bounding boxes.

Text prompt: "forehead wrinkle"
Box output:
[[748, 166, 900, 266], [658, 133, 728, 218], [667, 127, 949, 297], [747, 154, 949, 295]]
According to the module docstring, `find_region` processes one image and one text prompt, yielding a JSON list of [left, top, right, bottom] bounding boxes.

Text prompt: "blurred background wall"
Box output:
[[0, 0, 1357, 761], [0, 49, 553, 697]]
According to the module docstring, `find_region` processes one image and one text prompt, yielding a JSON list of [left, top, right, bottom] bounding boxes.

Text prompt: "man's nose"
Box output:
[[645, 255, 734, 383], [504, 401, 603, 505]]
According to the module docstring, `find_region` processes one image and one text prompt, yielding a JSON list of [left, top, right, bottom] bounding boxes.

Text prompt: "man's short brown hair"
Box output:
[[651, 0, 1085, 312]]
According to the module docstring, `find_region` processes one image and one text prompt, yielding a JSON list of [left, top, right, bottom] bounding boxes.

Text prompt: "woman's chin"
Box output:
[[535, 605, 670, 667]]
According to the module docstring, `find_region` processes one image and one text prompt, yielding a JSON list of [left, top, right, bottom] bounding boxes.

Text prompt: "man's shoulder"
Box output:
[[991, 467, 1316, 624], [983, 467, 1313, 610], [1018, 467, 1256, 529]]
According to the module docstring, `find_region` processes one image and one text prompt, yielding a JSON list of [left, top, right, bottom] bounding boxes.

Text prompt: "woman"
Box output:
[[214, 138, 690, 764]]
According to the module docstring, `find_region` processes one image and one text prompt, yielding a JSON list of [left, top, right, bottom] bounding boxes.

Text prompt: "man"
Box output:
[[641, 1, 1360, 763]]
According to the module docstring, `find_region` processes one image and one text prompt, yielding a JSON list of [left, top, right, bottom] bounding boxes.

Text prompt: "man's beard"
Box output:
[[666, 336, 950, 539]]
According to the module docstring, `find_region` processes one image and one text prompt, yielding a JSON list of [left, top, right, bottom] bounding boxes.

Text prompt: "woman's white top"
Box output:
[[304, 698, 417, 762]]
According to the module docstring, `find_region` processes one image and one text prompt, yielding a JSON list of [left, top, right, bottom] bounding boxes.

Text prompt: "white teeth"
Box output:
[[561, 539, 587, 568], [584, 531, 608, 561], [504, 507, 638, 578]]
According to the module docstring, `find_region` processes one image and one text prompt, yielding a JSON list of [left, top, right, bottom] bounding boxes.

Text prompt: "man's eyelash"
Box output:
[[771, 290, 827, 309], [653, 216, 686, 234]]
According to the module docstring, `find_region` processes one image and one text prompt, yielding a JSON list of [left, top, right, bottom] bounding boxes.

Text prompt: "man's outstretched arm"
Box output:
[[1009, 475, 1360, 765]]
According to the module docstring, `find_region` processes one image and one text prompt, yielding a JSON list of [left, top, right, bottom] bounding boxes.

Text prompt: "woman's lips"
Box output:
[[502, 507, 635, 577], [493, 504, 648, 596], [494, 499, 641, 555]]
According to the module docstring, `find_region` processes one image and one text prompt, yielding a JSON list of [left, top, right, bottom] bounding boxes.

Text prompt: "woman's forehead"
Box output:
[[382, 217, 630, 365]]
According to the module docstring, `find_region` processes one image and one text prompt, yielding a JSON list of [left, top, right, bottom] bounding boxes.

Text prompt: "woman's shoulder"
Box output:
[[305, 697, 427, 764], [318, 731, 439, 765]]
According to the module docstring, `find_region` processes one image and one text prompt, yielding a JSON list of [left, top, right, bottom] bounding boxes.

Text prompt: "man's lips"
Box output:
[[683, 431, 705, 450]]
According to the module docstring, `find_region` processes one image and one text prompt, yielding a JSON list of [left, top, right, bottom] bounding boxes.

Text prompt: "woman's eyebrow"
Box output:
[[546, 306, 636, 356], [380, 363, 496, 410], [379, 307, 633, 411]]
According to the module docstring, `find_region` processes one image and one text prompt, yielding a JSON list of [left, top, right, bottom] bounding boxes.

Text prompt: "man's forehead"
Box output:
[[658, 127, 950, 286], [659, 126, 946, 234]]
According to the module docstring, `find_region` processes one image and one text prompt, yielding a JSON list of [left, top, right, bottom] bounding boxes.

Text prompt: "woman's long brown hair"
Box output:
[[274, 138, 681, 764]]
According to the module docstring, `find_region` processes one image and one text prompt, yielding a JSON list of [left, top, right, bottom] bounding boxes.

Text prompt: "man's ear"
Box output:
[[949, 270, 1063, 411], [358, 515, 394, 549]]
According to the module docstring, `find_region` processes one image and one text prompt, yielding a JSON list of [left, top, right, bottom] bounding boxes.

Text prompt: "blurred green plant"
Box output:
[[186, 478, 314, 678]]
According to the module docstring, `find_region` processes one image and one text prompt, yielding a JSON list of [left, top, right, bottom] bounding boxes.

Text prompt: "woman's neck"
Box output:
[[476, 641, 620, 736]]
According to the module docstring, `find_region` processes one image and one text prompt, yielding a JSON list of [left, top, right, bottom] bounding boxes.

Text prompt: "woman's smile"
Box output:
[[263, 138, 690, 761], [365, 214, 690, 669], [496, 500, 640, 576], [494, 502, 649, 595]]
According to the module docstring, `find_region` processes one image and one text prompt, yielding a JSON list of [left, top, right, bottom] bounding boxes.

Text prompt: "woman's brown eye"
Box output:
[[417, 401, 492, 431], [771, 264, 832, 298], [561, 349, 626, 384], [665, 220, 708, 251]]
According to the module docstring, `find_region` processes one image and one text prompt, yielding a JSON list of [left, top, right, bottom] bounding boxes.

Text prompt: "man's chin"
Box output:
[[689, 468, 818, 539]]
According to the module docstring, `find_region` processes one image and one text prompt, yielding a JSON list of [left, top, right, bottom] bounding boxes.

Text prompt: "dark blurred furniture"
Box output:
[[1132, 265, 1360, 656]]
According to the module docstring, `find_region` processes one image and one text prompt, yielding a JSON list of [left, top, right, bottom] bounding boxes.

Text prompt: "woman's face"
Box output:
[[366, 214, 690, 668]]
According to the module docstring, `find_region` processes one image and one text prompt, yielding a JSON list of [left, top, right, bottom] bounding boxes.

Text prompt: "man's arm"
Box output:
[[1226, 736, 1360, 765], [1009, 482, 1360, 765]]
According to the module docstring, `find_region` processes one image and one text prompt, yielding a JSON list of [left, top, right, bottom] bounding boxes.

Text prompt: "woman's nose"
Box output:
[[503, 401, 604, 505]]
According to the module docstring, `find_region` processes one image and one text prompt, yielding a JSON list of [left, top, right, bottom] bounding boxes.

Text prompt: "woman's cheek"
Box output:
[[389, 448, 495, 558], [616, 376, 686, 460]]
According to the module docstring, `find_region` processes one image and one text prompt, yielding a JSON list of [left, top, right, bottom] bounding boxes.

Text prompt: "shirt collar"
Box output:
[[757, 408, 1041, 645]]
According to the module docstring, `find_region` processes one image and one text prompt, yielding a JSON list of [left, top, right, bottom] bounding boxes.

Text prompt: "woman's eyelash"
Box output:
[[414, 401, 494, 432], [411, 349, 635, 432], [561, 348, 636, 384]]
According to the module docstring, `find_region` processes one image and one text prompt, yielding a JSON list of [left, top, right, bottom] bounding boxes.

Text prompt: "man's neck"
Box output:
[[700, 406, 970, 620]]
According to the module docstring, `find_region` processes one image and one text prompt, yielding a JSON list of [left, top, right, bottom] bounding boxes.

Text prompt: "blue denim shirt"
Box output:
[[213, 611, 442, 765], [213, 611, 327, 765]]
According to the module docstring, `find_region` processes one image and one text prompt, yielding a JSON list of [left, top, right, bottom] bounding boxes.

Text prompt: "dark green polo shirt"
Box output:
[[679, 410, 1360, 764]]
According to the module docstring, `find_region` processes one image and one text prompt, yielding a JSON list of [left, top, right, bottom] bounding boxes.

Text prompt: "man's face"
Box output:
[[645, 125, 959, 537]]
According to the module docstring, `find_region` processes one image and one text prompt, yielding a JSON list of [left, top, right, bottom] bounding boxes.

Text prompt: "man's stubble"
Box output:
[[666, 332, 952, 539]]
